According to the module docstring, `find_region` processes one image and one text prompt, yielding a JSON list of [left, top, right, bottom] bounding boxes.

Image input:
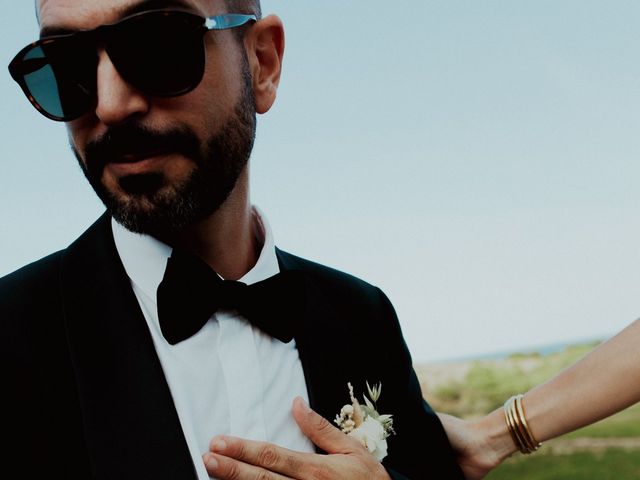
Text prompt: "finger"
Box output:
[[292, 396, 363, 454], [203, 453, 291, 480], [208, 435, 318, 478]]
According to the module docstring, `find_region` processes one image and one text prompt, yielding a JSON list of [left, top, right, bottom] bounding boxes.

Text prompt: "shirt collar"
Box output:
[[112, 206, 279, 301]]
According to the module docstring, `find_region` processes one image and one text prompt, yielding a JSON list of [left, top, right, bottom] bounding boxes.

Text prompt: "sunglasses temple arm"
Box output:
[[205, 14, 257, 31]]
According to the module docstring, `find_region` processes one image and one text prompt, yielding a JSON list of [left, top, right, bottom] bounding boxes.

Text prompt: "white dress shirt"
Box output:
[[112, 208, 314, 480]]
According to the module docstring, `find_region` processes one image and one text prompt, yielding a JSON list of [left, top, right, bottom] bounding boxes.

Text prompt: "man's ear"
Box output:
[[244, 15, 285, 114]]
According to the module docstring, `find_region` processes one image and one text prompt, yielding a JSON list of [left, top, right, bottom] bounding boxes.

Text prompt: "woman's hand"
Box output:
[[437, 412, 513, 480]]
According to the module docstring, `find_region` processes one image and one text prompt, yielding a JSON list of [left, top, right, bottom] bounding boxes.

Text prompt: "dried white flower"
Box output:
[[349, 417, 388, 461], [334, 382, 394, 461], [341, 405, 354, 416]]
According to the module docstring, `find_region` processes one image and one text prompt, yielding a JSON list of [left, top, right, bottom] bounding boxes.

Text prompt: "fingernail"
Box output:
[[207, 456, 219, 469], [296, 396, 310, 411], [211, 439, 227, 452]]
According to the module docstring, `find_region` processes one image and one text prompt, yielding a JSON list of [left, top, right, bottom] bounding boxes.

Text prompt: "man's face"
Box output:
[[37, 0, 257, 237]]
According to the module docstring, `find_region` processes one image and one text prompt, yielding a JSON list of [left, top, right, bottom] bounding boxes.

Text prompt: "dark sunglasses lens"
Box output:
[[14, 40, 95, 120], [109, 13, 205, 96]]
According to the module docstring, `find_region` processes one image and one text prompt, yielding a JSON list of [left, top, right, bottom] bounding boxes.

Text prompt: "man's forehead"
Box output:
[[37, 0, 217, 34]]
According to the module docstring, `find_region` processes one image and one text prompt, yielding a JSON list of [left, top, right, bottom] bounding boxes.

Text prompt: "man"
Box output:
[[2, 0, 464, 478]]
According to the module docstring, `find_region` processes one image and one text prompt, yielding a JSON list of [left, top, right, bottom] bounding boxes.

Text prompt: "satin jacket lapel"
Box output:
[[276, 250, 366, 429], [60, 214, 196, 480]]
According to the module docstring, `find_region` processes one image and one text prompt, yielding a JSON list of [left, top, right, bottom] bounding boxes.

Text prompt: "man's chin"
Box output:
[[111, 199, 151, 216], [110, 205, 172, 236], [105, 186, 211, 237], [116, 171, 167, 197], [104, 192, 174, 235]]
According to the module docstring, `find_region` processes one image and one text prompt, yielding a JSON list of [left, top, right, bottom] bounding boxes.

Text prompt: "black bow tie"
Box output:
[[157, 249, 305, 345]]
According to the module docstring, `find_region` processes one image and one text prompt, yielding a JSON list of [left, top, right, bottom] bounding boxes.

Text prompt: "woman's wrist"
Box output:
[[474, 408, 519, 465]]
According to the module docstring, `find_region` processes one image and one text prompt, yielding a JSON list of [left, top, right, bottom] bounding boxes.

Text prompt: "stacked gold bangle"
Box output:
[[503, 394, 542, 454]]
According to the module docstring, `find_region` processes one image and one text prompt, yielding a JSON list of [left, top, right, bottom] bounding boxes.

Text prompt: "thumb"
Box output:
[[292, 397, 361, 454]]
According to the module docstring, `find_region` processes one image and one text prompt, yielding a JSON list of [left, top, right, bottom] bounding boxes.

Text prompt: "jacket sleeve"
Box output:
[[0, 255, 92, 479], [374, 288, 465, 480], [385, 467, 412, 480]]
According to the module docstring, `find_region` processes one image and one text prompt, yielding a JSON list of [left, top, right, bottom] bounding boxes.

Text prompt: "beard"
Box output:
[[73, 62, 256, 238]]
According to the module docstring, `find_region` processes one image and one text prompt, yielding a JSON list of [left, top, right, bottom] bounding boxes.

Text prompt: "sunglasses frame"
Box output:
[[8, 10, 257, 122]]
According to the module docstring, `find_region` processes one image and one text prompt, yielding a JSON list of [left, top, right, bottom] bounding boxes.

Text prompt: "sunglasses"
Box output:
[[8, 10, 256, 122]]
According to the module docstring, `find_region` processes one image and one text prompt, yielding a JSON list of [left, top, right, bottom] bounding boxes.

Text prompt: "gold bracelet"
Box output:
[[503, 395, 542, 454], [509, 396, 527, 449], [503, 397, 526, 452], [515, 395, 541, 451], [510, 396, 534, 453]]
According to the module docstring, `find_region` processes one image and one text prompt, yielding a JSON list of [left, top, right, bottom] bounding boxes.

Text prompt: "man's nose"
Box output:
[[94, 49, 150, 125]]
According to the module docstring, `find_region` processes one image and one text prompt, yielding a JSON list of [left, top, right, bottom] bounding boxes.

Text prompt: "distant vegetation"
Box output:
[[416, 342, 640, 479], [423, 342, 599, 417]]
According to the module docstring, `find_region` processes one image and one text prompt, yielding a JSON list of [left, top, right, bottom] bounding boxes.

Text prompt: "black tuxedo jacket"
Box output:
[[0, 214, 463, 479]]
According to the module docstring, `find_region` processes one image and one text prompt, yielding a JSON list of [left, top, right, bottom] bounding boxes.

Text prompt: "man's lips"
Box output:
[[109, 148, 173, 164], [105, 150, 174, 175]]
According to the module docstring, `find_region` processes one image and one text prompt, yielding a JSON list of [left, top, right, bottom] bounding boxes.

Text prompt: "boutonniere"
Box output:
[[334, 382, 395, 461]]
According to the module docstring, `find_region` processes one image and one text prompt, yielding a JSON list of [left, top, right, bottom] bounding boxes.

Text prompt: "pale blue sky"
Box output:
[[1, 1, 639, 362]]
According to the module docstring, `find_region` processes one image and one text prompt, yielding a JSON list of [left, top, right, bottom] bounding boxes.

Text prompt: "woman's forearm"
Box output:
[[521, 318, 640, 442]]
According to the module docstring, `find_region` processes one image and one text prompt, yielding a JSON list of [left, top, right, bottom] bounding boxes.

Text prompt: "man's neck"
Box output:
[[166, 170, 258, 281]]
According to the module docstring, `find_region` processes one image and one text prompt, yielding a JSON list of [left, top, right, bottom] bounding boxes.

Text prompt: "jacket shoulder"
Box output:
[[277, 248, 382, 301], [0, 251, 64, 311]]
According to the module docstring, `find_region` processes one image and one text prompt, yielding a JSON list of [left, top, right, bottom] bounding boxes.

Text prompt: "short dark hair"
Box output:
[[34, 1, 263, 23], [224, 0, 262, 19]]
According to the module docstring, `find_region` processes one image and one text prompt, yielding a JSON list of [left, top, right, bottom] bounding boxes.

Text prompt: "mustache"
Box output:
[[83, 123, 201, 173]]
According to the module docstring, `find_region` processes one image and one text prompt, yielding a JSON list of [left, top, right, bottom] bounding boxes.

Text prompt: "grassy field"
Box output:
[[416, 342, 640, 479], [486, 449, 640, 480]]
